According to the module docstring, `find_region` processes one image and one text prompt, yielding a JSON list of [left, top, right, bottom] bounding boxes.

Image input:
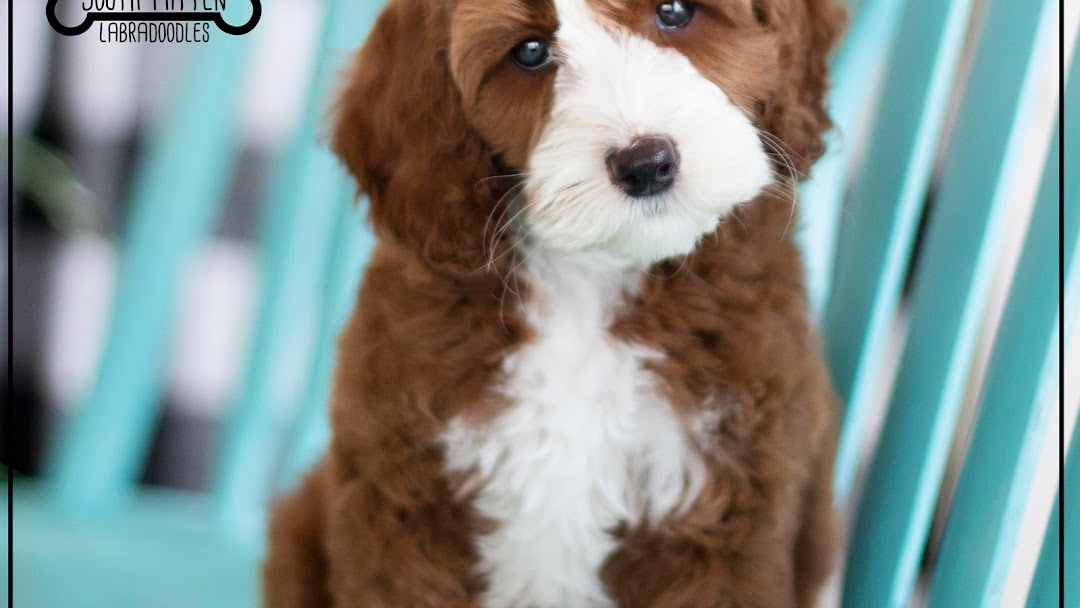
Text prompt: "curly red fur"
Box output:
[[264, 0, 846, 605]]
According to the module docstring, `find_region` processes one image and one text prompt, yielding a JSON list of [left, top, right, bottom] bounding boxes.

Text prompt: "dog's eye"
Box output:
[[510, 38, 553, 71], [656, 1, 695, 29]]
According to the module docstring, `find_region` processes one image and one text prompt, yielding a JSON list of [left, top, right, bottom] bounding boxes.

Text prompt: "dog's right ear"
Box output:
[[330, 0, 501, 273]]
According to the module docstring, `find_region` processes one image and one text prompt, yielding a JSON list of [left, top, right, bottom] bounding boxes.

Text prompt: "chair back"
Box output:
[[811, 0, 1072, 604]]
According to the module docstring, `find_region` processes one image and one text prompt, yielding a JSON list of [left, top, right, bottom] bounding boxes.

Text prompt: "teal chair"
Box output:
[[10, 0, 1074, 605]]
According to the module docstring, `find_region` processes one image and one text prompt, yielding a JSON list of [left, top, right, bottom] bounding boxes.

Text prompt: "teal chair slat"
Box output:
[[49, 33, 255, 512], [1029, 405, 1078, 608], [1025, 488, 1060, 608], [927, 122, 1069, 605], [798, 0, 904, 318], [821, 0, 977, 501], [1027, 56, 1080, 607], [278, 197, 373, 490], [1066, 56, 1080, 345], [14, 485, 260, 608], [931, 50, 1077, 606], [2, 494, 7, 602], [213, 0, 384, 536], [841, 0, 1056, 604], [1065, 429, 1078, 607]]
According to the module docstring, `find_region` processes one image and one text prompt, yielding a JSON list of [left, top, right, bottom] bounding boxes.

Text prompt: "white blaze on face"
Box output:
[[524, 0, 773, 263]]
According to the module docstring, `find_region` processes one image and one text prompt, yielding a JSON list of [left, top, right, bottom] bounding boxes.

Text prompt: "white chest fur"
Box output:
[[442, 248, 706, 608]]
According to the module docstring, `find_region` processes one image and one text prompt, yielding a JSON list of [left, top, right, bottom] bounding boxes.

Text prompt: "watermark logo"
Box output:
[[46, 0, 261, 42]]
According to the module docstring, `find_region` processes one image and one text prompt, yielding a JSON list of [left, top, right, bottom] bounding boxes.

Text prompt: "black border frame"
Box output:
[[0, 1, 1073, 606], [6, 0, 15, 596], [1057, 0, 1066, 603]]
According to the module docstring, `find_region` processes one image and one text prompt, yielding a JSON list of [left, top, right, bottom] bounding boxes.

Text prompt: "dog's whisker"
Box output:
[[495, 238, 539, 331], [758, 131, 807, 176], [482, 182, 530, 269], [482, 189, 515, 256], [728, 207, 748, 232], [758, 136, 803, 241], [475, 172, 531, 187], [485, 197, 530, 272], [484, 201, 515, 264], [491, 198, 528, 249]]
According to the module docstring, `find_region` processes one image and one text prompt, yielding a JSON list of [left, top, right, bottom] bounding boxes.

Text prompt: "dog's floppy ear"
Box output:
[[758, 0, 846, 177], [331, 0, 501, 273]]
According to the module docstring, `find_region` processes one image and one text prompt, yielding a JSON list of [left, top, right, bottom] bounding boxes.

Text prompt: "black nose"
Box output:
[[606, 136, 680, 198]]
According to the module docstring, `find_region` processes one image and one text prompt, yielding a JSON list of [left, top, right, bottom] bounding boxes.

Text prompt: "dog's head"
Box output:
[[333, 0, 844, 270]]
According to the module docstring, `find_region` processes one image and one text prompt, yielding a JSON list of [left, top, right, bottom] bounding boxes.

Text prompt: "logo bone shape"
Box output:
[[46, 0, 261, 36]]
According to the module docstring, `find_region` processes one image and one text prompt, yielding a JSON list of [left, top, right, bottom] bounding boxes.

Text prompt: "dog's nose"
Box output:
[[606, 136, 680, 198]]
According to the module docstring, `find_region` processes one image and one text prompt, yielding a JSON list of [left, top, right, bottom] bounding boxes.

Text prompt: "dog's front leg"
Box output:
[[600, 404, 838, 608], [600, 504, 805, 608], [264, 466, 333, 608], [321, 463, 483, 608]]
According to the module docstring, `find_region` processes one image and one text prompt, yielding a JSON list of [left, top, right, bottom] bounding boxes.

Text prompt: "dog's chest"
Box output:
[[442, 250, 704, 608]]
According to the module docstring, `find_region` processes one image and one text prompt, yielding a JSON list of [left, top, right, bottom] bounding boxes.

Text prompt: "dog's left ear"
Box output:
[[329, 0, 504, 274], [759, 0, 847, 177]]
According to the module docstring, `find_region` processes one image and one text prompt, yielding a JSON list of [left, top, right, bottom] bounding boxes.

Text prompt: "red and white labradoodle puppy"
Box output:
[[264, 0, 846, 606]]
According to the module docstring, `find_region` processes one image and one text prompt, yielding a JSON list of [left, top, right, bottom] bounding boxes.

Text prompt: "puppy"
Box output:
[[264, 0, 845, 606]]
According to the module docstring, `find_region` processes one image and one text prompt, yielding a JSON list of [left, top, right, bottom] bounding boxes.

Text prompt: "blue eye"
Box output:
[[510, 38, 553, 70], [656, 1, 695, 29]]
